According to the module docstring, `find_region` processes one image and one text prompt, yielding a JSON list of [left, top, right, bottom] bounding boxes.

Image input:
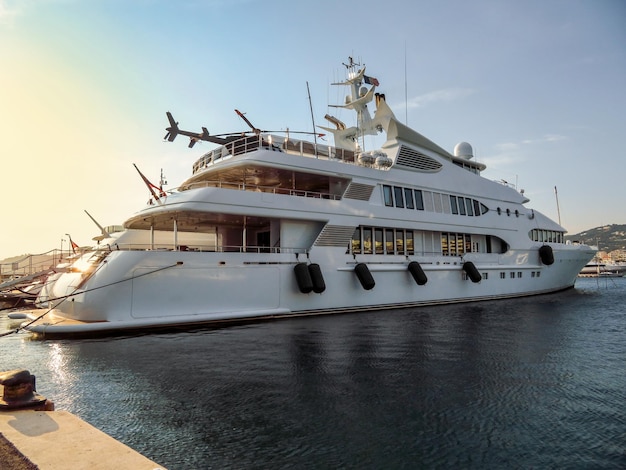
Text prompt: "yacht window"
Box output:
[[423, 191, 434, 211], [465, 234, 472, 253], [385, 229, 394, 254], [375, 228, 384, 254], [351, 228, 361, 254], [406, 231, 414, 255], [393, 186, 404, 208], [396, 230, 405, 255], [450, 196, 459, 214], [480, 203, 489, 215], [433, 193, 443, 213], [465, 198, 474, 216], [363, 227, 373, 254], [441, 233, 449, 255], [414, 190, 424, 210], [457, 233, 464, 255], [458, 198, 467, 215], [404, 188, 415, 209], [383, 185, 393, 207], [473, 200, 481, 216], [442, 195, 451, 214]]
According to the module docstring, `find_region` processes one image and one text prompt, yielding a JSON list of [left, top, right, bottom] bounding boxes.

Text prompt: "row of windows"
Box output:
[[382, 185, 489, 217], [528, 229, 565, 244], [497, 271, 542, 279], [461, 270, 543, 281], [349, 227, 507, 257], [441, 233, 474, 256], [350, 227, 415, 255]]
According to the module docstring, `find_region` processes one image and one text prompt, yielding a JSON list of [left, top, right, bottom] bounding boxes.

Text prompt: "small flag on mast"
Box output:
[[364, 75, 380, 86], [67, 235, 79, 253]]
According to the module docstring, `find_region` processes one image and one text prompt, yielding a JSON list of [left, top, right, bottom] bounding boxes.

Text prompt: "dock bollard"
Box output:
[[0, 369, 54, 411]]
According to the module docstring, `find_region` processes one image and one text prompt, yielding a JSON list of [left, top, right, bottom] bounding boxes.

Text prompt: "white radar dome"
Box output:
[[454, 141, 474, 160]]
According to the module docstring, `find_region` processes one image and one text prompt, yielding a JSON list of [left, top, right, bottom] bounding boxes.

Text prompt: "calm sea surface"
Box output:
[[1, 277, 625, 469]]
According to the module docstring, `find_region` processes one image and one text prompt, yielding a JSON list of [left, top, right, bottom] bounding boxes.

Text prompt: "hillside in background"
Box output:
[[565, 224, 626, 252]]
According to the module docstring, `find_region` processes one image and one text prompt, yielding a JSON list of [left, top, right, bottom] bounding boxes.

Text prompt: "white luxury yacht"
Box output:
[[23, 58, 595, 336]]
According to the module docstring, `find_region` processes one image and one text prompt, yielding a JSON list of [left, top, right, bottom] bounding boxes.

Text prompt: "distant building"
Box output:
[[609, 249, 626, 262]]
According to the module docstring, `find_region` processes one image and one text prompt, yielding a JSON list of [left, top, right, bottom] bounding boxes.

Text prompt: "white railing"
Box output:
[[97, 243, 308, 255], [179, 179, 341, 200], [0, 249, 66, 281], [191, 134, 358, 175]]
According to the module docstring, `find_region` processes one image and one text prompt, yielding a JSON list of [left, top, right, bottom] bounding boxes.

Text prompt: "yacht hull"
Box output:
[[24, 245, 593, 337]]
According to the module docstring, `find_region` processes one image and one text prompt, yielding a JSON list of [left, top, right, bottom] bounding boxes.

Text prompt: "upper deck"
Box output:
[[189, 129, 486, 184], [191, 133, 378, 175]]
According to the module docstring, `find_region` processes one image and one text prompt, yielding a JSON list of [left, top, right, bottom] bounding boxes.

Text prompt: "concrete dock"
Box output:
[[0, 410, 166, 469]]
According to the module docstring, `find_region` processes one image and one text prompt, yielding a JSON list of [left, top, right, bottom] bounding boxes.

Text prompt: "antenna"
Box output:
[[554, 186, 562, 226], [404, 41, 408, 125], [306, 81, 318, 154]]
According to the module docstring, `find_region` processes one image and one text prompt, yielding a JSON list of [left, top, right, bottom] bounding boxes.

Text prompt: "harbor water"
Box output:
[[1, 277, 625, 469]]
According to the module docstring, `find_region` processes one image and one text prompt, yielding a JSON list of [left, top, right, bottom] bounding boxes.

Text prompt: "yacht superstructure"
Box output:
[[24, 59, 595, 336]]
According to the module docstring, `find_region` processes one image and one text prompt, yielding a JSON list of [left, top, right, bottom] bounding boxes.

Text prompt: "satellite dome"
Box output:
[[454, 141, 473, 160]]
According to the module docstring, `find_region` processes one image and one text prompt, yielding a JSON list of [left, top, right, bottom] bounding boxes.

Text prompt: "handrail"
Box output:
[[93, 243, 308, 254], [0, 249, 68, 280], [179, 179, 341, 200], [191, 133, 359, 175]]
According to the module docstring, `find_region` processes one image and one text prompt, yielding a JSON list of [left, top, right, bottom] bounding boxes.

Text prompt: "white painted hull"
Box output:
[[25, 244, 593, 336]]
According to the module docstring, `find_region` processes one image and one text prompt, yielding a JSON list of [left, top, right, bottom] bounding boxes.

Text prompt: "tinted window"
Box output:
[[450, 195, 458, 214], [465, 198, 474, 216], [385, 229, 394, 254], [375, 228, 384, 254], [351, 228, 361, 254], [406, 231, 414, 255], [363, 227, 372, 254], [404, 188, 415, 209], [414, 190, 424, 210], [473, 199, 481, 216], [393, 186, 404, 208], [383, 185, 393, 207], [458, 198, 466, 215]]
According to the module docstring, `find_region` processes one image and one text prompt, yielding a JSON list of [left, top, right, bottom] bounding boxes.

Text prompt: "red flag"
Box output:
[[67, 235, 79, 253], [133, 163, 162, 204]]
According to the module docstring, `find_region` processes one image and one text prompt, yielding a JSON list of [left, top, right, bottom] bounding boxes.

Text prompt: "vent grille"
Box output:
[[344, 182, 375, 201], [314, 225, 355, 247], [395, 145, 443, 171]]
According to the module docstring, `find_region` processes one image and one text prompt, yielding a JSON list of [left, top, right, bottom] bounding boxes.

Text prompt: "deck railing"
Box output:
[[0, 250, 67, 283], [92, 243, 308, 255], [179, 179, 341, 200], [191, 134, 358, 175]]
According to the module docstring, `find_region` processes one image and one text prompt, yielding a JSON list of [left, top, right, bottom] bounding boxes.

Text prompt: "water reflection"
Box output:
[[0, 279, 625, 468]]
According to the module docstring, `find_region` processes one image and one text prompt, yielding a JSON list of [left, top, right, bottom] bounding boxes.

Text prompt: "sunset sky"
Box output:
[[1, 0, 625, 259]]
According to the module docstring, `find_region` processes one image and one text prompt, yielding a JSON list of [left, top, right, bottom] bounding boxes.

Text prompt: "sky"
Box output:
[[1, 0, 625, 259]]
